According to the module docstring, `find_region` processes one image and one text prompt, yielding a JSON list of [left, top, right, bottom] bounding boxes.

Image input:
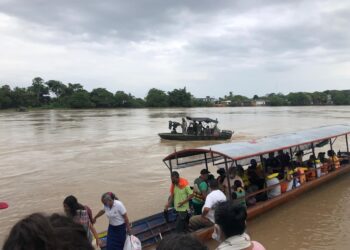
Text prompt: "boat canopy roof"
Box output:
[[186, 116, 218, 123], [163, 124, 350, 168]]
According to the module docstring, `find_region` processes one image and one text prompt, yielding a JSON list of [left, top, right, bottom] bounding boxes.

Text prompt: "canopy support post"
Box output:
[[204, 153, 209, 170], [346, 134, 349, 162], [224, 157, 232, 200], [169, 160, 173, 180]]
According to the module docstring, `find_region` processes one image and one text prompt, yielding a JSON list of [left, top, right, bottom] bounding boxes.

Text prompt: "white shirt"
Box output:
[[202, 189, 227, 223], [266, 177, 281, 199], [103, 200, 127, 226]]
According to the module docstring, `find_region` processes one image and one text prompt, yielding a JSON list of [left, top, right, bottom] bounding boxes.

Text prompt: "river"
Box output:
[[0, 106, 349, 249]]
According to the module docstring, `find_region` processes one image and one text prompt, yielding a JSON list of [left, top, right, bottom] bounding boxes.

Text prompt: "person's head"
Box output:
[[214, 202, 247, 240], [250, 159, 257, 168], [49, 213, 94, 250], [63, 195, 83, 218], [327, 150, 335, 157], [171, 171, 180, 185], [3, 213, 57, 250], [236, 165, 244, 176], [268, 152, 274, 158], [217, 168, 225, 177], [278, 150, 283, 156], [209, 179, 219, 190], [228, 166, 236, 178], [200, 169, 210, 180], [156, 233, 208, 250], [101, 192, 114, 208], [182, 117, 185, 122], [233, 180, 242, 191], [267, 167, 274, 175]]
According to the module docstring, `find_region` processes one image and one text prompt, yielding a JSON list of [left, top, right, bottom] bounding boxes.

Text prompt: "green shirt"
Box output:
[[174, 185, 193, 212], [192, 181, 208, 204]]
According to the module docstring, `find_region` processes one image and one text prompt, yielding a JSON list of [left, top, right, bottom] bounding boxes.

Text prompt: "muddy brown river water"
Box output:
[[1, 106, 350, 249]]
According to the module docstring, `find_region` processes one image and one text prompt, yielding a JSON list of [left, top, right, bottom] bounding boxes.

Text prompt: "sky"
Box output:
[[0, 0, 349, 98]]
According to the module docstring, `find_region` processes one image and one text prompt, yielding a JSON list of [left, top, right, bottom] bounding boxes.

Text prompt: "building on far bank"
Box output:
[[251, 99, 267, 106]]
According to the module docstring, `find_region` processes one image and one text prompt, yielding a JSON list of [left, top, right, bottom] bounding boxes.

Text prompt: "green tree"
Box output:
[[145, 88, 169, 107], [45, 80, 68, 98], [114, 91, 132, 107], [27, 77, 49, 106], [90, 88, 114, 107], [287, 92, 312, 106], [67, 90, 95, 108], [310, 92, 327, 105], [0, 85, 13, 108], [266, 93, 288, 106], [168, 87, 192, 107]]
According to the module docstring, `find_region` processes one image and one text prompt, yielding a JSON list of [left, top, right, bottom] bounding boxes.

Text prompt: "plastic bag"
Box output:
[[123, 235, 142, 250]]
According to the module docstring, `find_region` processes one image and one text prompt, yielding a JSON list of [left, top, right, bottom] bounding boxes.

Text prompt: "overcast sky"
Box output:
[[0, 0, 349, 98]]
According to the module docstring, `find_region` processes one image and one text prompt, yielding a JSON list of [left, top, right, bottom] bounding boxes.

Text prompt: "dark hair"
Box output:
[[171, 171, 179, 178], [156, 233, 208, 250], [49, 213, 94, 250], [63, 195, 85, 217], [3, 213, 57, 250], [233, 180, 242, 189], [214, 202, 247, 238], [208, 179, 219, 189]]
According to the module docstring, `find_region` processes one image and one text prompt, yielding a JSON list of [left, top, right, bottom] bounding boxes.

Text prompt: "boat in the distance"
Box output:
[[158, 116, 233, 141]]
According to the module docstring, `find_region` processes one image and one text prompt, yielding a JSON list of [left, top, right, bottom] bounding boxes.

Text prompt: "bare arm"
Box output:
[[201, 207, 210, 219], [89, 223, 100, 247], [123, 213, 131, 234], [165, 194, 174, 209], [92, 210, 105, 224]]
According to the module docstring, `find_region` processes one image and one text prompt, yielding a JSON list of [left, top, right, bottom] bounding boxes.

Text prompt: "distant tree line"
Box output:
[[0, 77, 349, 109]]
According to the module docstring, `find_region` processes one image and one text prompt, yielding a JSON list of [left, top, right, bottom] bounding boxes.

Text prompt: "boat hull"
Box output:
[[158, 131, 233, 141], [99, 165, 350, 249]]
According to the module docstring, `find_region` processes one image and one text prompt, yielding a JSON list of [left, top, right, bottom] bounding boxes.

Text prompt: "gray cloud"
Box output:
[[0, 0, 349, 97]]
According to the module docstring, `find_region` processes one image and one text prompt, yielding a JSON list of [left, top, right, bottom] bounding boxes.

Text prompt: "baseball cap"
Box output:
[[200, 169, 210, 174]]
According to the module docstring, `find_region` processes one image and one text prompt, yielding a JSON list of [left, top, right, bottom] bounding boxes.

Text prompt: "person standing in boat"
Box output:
[[182, 117, 187, 134], [192, 169, 210, 215], [93, 193, 131, 250], [165, 171, 193, 232]]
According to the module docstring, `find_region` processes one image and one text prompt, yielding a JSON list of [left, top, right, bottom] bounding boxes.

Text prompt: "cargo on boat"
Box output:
[[99, 124, 350, 249]]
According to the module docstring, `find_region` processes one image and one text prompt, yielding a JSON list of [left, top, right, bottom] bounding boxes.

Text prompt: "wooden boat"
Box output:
[[158, 116, 233, 141], [99, 124, 350, 249]]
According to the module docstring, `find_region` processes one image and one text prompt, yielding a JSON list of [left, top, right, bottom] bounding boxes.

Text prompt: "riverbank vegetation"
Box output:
[[0, 77, 349, 109]]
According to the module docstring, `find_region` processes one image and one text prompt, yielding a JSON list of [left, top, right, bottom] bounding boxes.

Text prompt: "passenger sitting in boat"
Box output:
[[277, 150, 291, 168], [198, 122, 203, 135], [157, 233, 208, 250], [192, 169, 210, 215], [165, 171, 193, 233], [214, 202, 266, 250], [216, 168, 226, 192], [233, 180, 246, 208], [236, 165, 250, 187], [204, 125, 211, 136], [223, 167, 244, 197], [266, 152, 280, 170], [181, 117, 187, 135], [327, 150, 340, 171], [266, 168, 281, 199], [295, 150, 304, 165], [189, 179, 226, 231], [247, 159, 265, 190]]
